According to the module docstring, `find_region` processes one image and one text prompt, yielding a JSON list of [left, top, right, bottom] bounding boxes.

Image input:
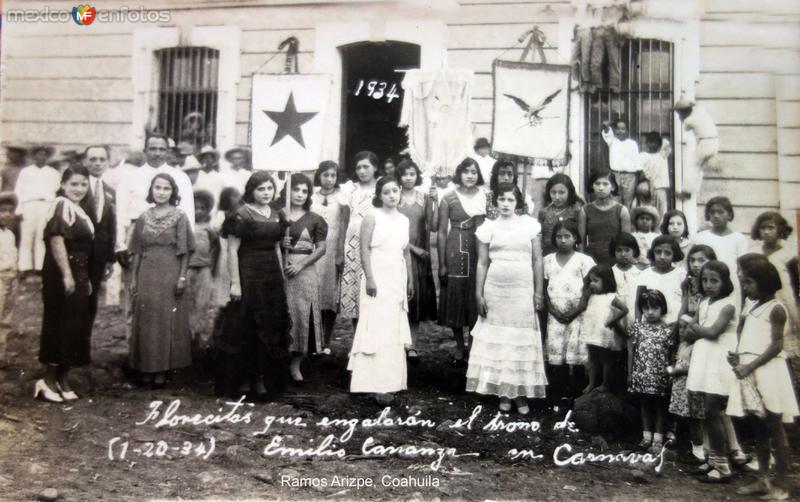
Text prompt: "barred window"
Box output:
[[584, 39, 674, 200], [152, 47, 220, 149]]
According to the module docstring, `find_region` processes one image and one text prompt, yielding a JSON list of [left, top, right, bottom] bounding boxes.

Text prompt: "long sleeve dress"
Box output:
[[348, 209, 412, 393], [128, 207, 195, 373], [39, 198, 95, 367], [466, 215, 547, 399]]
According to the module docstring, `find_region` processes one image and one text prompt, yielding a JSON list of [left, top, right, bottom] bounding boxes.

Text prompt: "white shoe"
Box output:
[[56, 382, 79, 401], [33, 379, 63, 403]]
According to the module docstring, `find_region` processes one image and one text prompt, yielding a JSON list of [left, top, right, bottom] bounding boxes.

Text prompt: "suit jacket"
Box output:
[[81, 181, 117, 286]]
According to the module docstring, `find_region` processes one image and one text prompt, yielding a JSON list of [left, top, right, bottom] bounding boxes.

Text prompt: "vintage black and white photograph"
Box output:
[[0, 0, 798, 500]]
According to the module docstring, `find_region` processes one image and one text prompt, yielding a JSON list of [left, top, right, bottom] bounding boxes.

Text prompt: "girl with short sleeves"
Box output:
[[579, 170, 631, 265], [129, 174, 195, 387], [280, 174, 328, 383], [538, 173, 583, 257], [543, 221, 594, 393], [311, 161, 343, 352], [727, 254, 798, 499], [581, 264, 629, 393], [468, 184, 546, 414], [635, 236, 686, 325], [684, 261, 738, 482], [221, 171, 291, 399], [35, 165, 95, 402], [396, 160, 438, 361], [437, 158, 486, 366]]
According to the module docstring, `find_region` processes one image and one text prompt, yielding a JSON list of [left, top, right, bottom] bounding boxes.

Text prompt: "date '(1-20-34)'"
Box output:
[[107, 436, 215, 461]]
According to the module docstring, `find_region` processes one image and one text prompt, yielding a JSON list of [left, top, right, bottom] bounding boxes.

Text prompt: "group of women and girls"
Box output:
[[32, 145, 798, 496]]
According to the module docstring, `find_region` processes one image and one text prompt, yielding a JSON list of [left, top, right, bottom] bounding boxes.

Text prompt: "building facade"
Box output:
[[1, 0, 798, 233]]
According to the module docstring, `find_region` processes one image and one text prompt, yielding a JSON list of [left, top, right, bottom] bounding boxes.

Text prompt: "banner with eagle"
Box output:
[[251, 74, 332, 172], [491, 60, 571, 162]]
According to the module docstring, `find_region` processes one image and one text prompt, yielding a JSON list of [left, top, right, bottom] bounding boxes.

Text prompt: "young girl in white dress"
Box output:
[[468, 184, 546, 414], [635, 235, 686, 325], [684, 261, 738, 482], [581, 264, 628, 393], [543, 221, 595, 396], [727, 254, 798, 499], [348, 177, 413, 403]]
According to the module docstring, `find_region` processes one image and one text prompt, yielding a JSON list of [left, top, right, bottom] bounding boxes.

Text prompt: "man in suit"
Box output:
[[81, 145, 117, 324]]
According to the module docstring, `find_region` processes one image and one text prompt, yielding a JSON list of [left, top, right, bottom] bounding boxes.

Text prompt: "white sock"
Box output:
[[653, 432, 664, 445], [642, 431, 653, 442]]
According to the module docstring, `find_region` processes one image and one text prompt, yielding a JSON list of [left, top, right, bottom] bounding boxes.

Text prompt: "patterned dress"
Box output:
[[438, 190, 486, 328], [543, 252, 595, 365], [129, 207, 195, 373], [286, 211, 328, 354], [669, 276, 706, 417], [311, 187, 341, 312], [466, 216, 547, 398], [398, 190, 437, 322], [338, 182, 375, 319], [629, 321, 674, 396]]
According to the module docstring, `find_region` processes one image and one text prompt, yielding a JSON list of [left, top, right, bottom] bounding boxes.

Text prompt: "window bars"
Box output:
[[583, 38, 674, 199], [153, 46, 221, 149]]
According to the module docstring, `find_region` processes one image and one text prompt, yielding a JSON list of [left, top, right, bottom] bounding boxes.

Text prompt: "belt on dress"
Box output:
[[286, 249, 313, 255]]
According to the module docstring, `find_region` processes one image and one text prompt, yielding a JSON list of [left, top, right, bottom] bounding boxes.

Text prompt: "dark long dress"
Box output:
[[128, 207, 195, 373], [217, 204, 291, 395], [398, 190, 437, 322], [40, 199, 94, 367], [438, 191, 485, 328], [584, 202, 623, 265]]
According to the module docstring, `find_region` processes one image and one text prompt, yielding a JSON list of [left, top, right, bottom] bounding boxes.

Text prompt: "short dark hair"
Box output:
[[489, 160, 516, 194], [639, 288, 668, 315], [738, 253, 783, 297], [350, 151, 382, 182], [643, 131, 662, 152], [587, 169, 619, 195], [55, 164, 91, 199], [685, 244, 717, 274], [544, 173, 579, 207], [193, 189, 214, 210], [491, 182, 523, 209], [453, 157, 485, 186], [751, 211, 793, 241], [83, 144, 111, 160], [279, 173, 314, 211], [218, 187, 241, 213], [698, 260, 734, 299], [586, 263, 617, 294], [609, 231, 640, 259], [242, 171, 277, 204], [395, 159, 423, 187], [314, 160, 339, 188], [647, 235, 684, 263], [551, 220, 581, 249], [372, 176, 400, 208], [144, 133, 169, 151], [146, 173, 181, 206], [704, 196, 734, 221], [660, 209, 689, 238]]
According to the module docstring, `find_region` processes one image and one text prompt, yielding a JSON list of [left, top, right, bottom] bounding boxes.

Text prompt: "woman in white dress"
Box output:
[[467, 183, 546, 414], [348, 177, 413, 403]]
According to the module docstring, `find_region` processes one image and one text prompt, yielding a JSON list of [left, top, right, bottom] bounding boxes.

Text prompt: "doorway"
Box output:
[[340, 41, 420, 176]]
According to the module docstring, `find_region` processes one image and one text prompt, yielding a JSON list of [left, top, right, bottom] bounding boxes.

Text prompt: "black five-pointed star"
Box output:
[[263, 92, 318, 148]]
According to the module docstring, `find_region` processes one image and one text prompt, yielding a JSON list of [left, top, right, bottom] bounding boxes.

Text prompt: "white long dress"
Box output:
[[466, 215, 547, 399], [348, 209, 412, 393]]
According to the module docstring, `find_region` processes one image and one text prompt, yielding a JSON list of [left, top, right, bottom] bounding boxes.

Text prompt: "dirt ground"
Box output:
[[1, 277, 798, 502]]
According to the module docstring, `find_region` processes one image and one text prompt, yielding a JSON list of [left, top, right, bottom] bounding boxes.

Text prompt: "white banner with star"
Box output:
[[251, 74, 332, 172]]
